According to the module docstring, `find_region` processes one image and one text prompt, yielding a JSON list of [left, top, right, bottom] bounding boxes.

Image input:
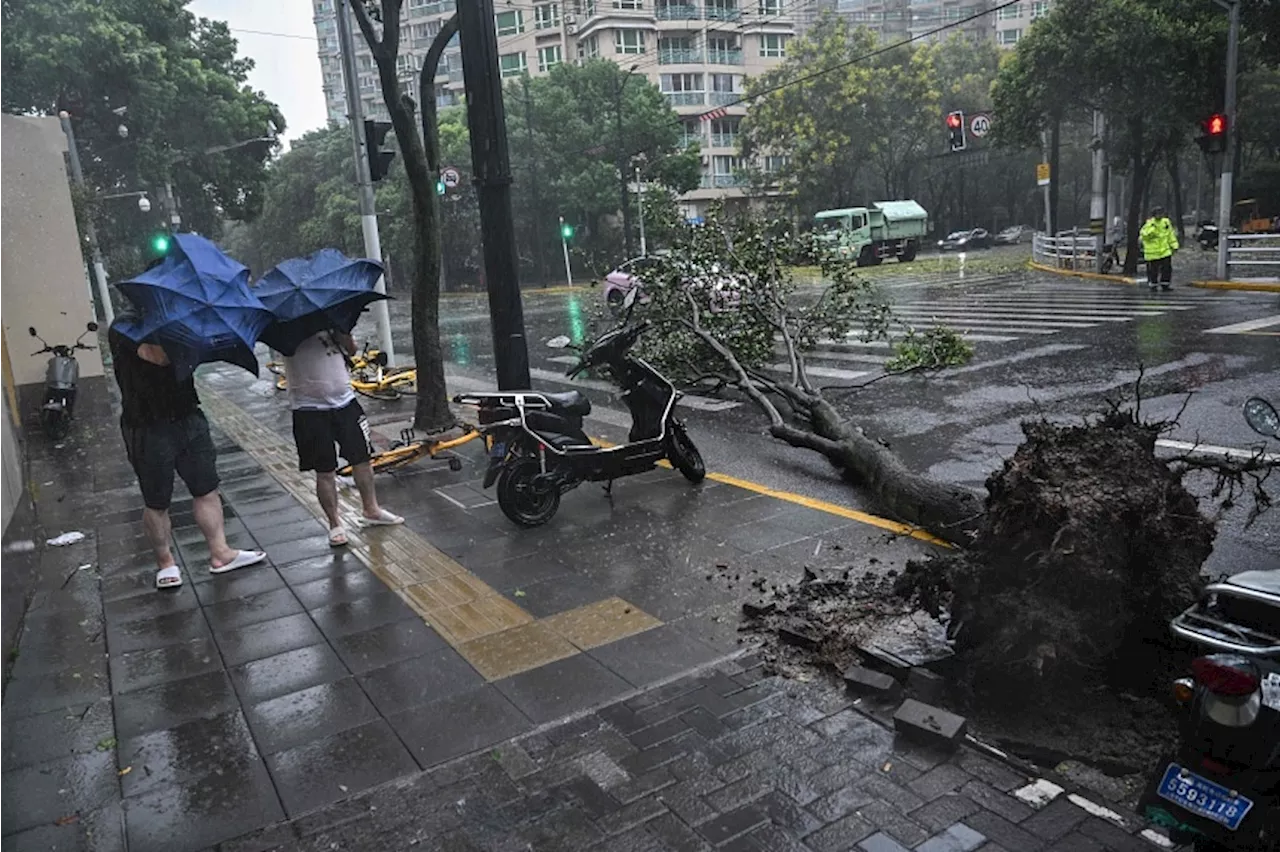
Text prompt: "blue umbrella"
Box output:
[[114, 233, 273, 380], [254, 249, 388, 356]]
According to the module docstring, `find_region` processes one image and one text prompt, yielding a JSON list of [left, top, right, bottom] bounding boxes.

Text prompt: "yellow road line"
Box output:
[[1191, 280, 1280, 293], [1028, 260, 1135, 286]]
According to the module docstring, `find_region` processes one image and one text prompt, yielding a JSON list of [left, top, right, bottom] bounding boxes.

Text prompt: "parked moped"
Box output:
[[28, 323, 97, 440]]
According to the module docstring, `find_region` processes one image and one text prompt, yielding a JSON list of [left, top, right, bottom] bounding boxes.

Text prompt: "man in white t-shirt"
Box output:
[[284, 330, 402, 545]]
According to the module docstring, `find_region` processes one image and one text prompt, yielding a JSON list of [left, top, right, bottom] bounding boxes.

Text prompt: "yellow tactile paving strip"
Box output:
[[198, 383, 661, 680]]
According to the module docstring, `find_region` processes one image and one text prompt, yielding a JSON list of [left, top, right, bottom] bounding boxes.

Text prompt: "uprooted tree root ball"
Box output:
[[896, 412, 1215, 704]]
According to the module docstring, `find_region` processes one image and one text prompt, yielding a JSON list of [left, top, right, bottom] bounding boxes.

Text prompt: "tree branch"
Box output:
[[418, 14, 459, 173], [348, 0, 384, 60]]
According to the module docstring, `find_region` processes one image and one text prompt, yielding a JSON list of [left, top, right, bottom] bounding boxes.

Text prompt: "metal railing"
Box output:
[[705, 5, 742, 19], [709, 133, 739, 148], [1226, 233, 1280, 280], [707, 91, 738, 106], [701, 174, 748, 188], [658, 47, 703, 64], [707, 48, 744, 64], [665, 91, 706, 106], [1032, 230, 1101, 270], [656, 3, 702, 18]]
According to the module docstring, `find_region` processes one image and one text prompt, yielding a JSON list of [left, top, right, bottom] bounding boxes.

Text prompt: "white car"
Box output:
[[601, 256, 744, 316]]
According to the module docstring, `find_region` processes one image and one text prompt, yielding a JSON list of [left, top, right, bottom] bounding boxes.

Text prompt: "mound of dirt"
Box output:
[[898, 412, 1214, 704]]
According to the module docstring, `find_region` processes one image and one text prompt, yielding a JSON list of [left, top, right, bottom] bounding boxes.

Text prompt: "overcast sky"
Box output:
[[189, 0, 327, 145]]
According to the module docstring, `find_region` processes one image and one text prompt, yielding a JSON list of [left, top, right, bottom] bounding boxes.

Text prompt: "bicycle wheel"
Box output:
[[353, 381, 402, 401]]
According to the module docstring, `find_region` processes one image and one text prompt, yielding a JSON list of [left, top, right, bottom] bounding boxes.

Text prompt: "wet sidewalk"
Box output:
[[2, 373, 1163, 851]]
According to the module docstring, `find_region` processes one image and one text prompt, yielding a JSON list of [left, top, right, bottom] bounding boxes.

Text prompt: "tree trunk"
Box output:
[[1167, 151, 1185, 242], [354, 1, 455, 433]]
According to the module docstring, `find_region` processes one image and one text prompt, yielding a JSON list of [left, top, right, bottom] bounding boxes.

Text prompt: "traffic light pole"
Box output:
[[559, 217, 573, 287], [1215, 0, 1239, 281], [336, 0, 395, 364], [459, 0, 531, 390]]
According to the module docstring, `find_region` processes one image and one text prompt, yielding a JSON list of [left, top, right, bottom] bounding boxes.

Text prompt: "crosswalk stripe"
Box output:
[[791, 350, 889, 365], [893, 315, 1092, 328], [894, 308, 1135, 324], [892, 322, 1060, 334], [954, 298, 1198, 310], [769, 363, 869, 380], [677, 395, 741, 411], [1203, 315, 1280, 334], [894, 304, 1163, 318]]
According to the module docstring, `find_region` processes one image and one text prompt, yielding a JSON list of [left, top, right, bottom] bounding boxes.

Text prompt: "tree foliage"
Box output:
[[2, 0, 284, 274]]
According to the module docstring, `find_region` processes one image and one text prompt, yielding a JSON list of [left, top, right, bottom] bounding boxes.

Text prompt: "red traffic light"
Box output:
[[1206, 113, 1227, 136], [946, 111, 963, 129]]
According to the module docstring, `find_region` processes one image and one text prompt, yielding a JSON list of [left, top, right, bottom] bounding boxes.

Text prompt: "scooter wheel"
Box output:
[[42, 409, 71, 441], [667, 423, 706, 484], [497, 459, 561, 527]]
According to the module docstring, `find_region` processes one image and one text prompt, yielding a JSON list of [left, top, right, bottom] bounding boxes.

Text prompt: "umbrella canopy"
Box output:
[[255, 249, 388, 356], [114, 233, 274, 381]]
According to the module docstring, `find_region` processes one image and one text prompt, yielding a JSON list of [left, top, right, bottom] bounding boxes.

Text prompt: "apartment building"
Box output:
[[813, 0, 1052, 47], [312, 0, 799, 218]]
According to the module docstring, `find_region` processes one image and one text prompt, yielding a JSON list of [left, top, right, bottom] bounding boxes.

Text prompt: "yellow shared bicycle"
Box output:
[[266, 342, 418, 401], [337, 424, 482, 476]]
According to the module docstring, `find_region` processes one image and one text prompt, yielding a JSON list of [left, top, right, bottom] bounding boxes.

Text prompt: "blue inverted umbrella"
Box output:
[[254, 248, 388, 356], [114, 233, 273, 380]]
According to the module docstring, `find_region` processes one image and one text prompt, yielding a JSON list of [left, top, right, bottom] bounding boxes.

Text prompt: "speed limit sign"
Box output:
[[970, 113, 992, 138]]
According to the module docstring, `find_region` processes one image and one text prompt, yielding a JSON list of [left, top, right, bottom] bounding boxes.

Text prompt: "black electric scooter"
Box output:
[[29, 322, 98, 440], [454, 289, 705, 527]]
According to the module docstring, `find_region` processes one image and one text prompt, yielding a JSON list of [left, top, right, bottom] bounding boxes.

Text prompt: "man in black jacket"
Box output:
[[109, 316, 265, 589]]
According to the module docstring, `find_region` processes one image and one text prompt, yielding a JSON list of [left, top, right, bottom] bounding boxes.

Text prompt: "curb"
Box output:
[[439, 284, 592, 299], [1189, 279, 1280, 293], [1027, 260, 1137, 286]]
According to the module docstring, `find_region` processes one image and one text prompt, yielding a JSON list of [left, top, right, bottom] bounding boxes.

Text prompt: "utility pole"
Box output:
[[164, 181, 181, 230], [459, 0, 531, 390], [636, 166, 647, 257], [1089, 111, 1106, 273], [613, 67, 638, 258], [521, 76, 550, 288], [59, 112, 114, 325], [336, 0, 396, 364], [1215, 0, 1240, 281], [559, 216, 573, 287], [1041, 128, 1052, 234]]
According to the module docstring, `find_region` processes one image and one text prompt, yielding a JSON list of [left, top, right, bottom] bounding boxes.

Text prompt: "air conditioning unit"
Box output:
[[568, 23, 578, 33], [701, 155, 710, 166], [565, 14, 577, 23]]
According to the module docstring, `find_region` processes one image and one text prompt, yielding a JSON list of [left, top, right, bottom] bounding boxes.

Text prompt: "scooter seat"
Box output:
[[541, 391, 591, 417]]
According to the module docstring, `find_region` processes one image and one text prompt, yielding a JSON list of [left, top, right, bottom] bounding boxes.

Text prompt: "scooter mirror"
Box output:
[[28, 327, 37, 337], [1243, 397, 1279, 438], [622, 288, 639, 309], [87, 322, 99, 332], [546, 335, 571, 349]]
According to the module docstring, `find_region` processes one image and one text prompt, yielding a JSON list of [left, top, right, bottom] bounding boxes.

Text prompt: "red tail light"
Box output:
[[1191, 655, 1260, 697]]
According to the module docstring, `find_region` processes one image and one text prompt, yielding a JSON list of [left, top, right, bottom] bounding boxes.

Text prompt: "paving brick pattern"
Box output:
[[217, 657, 1162, 852]]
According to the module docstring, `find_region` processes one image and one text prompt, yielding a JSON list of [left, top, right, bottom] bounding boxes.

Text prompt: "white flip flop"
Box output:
[[358, 509, 404, 527], [210, 549, 267, 575], [329, 527, 349, 547], [156, 565, 183, 589]]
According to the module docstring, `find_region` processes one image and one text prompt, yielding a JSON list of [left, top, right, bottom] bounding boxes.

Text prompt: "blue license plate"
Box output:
[[1157, 763, 1253, 830], [490, 441, 506, 460]]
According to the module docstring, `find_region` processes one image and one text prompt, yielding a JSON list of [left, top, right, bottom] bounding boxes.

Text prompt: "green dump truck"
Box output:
[[813, 200, 930, 266]]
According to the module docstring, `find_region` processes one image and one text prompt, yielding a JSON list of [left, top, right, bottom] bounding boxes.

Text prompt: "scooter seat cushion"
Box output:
[[541, 391, 591, 416]]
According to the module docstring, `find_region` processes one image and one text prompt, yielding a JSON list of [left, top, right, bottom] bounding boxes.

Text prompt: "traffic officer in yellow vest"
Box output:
[[1139, 205, 1179, 292]]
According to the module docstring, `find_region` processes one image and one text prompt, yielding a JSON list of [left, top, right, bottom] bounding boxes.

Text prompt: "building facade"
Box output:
[[812, 0, 1053, 47], [312, 0, 800, 218]]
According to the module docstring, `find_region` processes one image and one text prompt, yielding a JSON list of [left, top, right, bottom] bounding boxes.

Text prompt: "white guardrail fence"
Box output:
[[1034, 229, 1280, 282], [1226, 233, 1280, 280], [1032, 230, 1100, 271]]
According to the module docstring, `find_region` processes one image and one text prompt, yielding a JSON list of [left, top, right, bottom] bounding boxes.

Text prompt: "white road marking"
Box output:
[[547, 355, 579, 365], [894, 305, 1159, 319], [769, 364, 869, 380], [1014, 779, 1064, 808], [893, 311, 1115, 327], [1067, 794, 1125, 825], [676, 395, 741, 411], [1156, 439, 1280, 464], [894, 320, 1062, 334], [1203, 315, 1280, 334]]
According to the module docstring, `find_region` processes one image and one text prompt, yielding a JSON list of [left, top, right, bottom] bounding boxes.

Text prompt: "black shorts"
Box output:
[[292, 399, 373, 473], [121, 410, 220, 511]]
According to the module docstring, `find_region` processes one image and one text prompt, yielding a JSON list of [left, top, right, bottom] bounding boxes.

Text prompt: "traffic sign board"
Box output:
[[1036, 163, 1051, 186], [970, 113, 992, 138], [441, 167, 461, 189]]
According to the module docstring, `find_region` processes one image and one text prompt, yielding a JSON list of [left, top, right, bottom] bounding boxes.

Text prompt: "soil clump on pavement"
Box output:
[[738, 413, 1217, 805]]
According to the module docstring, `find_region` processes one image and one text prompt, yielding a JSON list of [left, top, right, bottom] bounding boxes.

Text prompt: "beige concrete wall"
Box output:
[[2, 114, 105, 388]]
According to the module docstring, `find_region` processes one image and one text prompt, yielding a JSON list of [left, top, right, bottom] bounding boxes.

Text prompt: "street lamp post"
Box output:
[[59, 111, 115, 326], [1214, 0, 1240, 281], [614, 65, 641, 258]]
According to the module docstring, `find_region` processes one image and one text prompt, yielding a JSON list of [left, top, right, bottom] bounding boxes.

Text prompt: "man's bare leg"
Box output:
[[193, 490, 239, 567], [316, 471, 342, 529], [142, 507, 176, 570], [351, 462, 382, 519]]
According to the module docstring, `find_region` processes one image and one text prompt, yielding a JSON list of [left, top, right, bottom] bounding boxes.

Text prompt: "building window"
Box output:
[[499, 51, 528, 77], [578, 0, 597, 14], [758, 0, 782, 15], [535, 2, 561, 28], [660, 72, 703, 92], [495, 10, 524, 35], [396, 54, 419, 75], [763, 154, 788, 172], [314, 0, 331, 10], [998, 28, 1021, 44], [538, 45, 563, 71], [1030, 1, 1049, 19], [614, 0, 643, 8], [997, 2, 1021, 18], [578, 35, 600, 58], [705, 0, 740, 19], [615, 29, 647, 54], [759, 33, 787, 57]]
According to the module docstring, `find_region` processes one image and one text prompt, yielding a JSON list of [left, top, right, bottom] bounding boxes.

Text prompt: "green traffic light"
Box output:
[[561, 223, 574, 239], [151, 234, 170, 254]]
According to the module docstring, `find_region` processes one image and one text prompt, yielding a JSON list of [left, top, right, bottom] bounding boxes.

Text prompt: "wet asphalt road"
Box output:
[[364, 264, 1280, 576]]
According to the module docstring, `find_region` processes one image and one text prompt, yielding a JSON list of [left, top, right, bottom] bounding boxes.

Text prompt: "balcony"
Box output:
[[658, 47, 703, 64], [709, 133, 738, 148], [680, 132, 706, 148], [701, 174, 748, 188], [665, 91, 706, 106], [656, 3, 701, 18], [706, 48, 743, 64], [707, 91, 738, 106], [705, 5, 742, 20]]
